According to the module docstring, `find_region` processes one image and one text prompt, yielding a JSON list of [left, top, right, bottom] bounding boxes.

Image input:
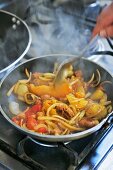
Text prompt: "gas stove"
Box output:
[[0, 108, 113, 170], [0, 1, 113, 170]]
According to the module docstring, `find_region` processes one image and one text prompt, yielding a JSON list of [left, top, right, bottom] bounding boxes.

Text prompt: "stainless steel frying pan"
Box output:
[[0, 54, 113, 142], [0, 9, 31, 78]]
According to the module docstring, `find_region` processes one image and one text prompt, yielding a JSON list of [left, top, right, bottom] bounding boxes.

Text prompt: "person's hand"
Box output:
[[92, 3, 113, 38]]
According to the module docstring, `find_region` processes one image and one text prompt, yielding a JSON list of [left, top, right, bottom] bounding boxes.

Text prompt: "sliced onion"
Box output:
[[24, 92, 39, 104], [9, 101, 21, 115], [7, 85, 15, 96]]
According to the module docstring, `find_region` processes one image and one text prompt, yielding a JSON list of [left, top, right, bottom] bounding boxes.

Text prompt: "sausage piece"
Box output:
[[78, 117, 99, 128]]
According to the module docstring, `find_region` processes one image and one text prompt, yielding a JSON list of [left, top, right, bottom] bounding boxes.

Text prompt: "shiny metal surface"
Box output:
[[0, 9, 31, 78], [78, 123, 113, 170], [53, 35, 98, 85], [0, 54, 113, 142], [0, 1, 112, 169]]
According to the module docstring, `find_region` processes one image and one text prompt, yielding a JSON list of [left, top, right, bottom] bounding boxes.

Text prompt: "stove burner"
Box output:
[[17, 136, 78, 170], [30, 137, 70, 147], [0, 1, 113, 170], [15, 115, 112, 170], [0, 114, 112, 170]]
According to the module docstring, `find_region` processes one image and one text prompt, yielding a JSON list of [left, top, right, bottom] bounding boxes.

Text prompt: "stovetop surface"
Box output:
[[0, 109, 113, 170], [0, 1, 113, 170]]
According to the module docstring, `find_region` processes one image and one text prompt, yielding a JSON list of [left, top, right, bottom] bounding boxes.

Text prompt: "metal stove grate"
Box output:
[[0, 114, 112, 170]]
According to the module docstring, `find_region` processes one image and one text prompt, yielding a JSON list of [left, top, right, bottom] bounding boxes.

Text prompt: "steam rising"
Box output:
[[27, 0, 92, 57], [0, 0, 93, 78]]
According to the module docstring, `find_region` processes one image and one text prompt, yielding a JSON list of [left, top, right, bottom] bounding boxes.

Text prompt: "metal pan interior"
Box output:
[[0, 10, 31, 75], [0, 54, 113, 142]]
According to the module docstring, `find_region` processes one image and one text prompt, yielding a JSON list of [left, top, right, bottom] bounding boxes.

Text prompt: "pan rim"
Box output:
[[0, 104, 112, 142], [0, 9, 32, 74], [0, 54, 113, 142], [1, 53, 113, 85]]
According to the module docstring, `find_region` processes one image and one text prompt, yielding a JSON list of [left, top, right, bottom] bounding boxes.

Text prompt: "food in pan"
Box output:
[[7, 66, 112, 135]]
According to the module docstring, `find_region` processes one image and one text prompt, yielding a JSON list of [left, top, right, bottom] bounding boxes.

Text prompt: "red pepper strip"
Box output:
[[25, 103, 42, 130], [26, 117, 38, 130], [25, 103, 42, 119], [12, 117, 21, 126], [25, 109, 36, 119], [12, 116, 25, 126], [37, 127, 48, 133], [30, 104, 42, 113]]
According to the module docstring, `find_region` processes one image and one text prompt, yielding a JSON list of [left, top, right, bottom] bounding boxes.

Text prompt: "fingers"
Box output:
[[99, 29, 107, 37], [91, 2, 113, 38], [97, 3, 113, 27], [92, 24, 102, 38], [97, 13, 113, 29], [92, 25, 113, 38], [100, 25, 113, 38]]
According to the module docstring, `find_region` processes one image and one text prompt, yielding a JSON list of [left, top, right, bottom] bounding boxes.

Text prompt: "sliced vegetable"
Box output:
[[9, 101, 21, 115], [29, 83, 71, 98], [14, 83, 28, 96], [26, 117, 37, 130]]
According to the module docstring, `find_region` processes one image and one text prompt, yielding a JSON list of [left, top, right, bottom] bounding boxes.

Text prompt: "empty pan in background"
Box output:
[[0, 10, 31, 78]]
